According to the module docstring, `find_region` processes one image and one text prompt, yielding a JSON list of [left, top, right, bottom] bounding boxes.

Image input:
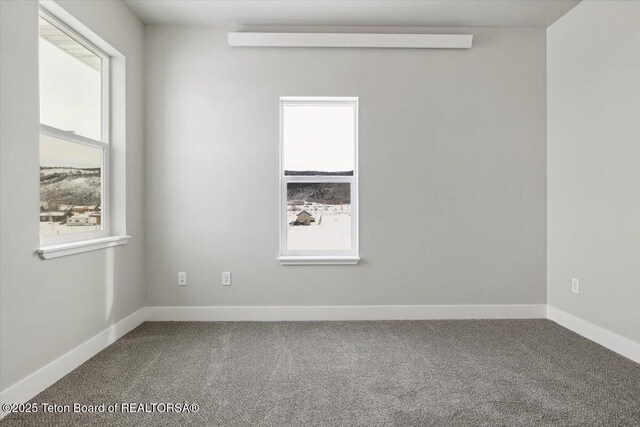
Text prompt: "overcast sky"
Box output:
[[40, 133, 102, 168], [39, 21, 101, 142], [39, 20, 103, 168], [283, 104, 355, 172]]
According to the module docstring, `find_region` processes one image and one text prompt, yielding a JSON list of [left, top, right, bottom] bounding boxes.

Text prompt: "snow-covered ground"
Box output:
[[40, 166, 101, 208], [40, 221, 100, 237], [41, 175, 100, 203], [40, 167, 98, 176], [287, 203, 351, 250]]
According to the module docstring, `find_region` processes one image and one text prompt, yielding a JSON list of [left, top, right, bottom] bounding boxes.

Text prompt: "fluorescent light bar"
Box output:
[[228, 33, 473, 49]]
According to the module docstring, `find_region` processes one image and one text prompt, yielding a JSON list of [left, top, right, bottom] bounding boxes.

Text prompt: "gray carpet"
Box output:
[[2, 320, 639, 426]]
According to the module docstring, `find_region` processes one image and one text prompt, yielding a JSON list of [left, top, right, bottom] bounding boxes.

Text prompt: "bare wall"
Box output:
[[145, 26, 546, 307], [547, 1, 640, 342], [0, 0, 145, 391]]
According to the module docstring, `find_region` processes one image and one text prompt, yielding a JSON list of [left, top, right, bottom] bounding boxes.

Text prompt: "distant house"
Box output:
[[40, 203, 71, 212], [296, 210, 313, 225], [40, 211, 72, 223], [72, 205, 98, 213], [67, 214, 97, 226], [89, 213, 101, 225]]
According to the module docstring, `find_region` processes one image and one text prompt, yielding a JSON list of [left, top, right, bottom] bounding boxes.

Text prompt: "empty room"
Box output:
[[0, 0, 638, 425]]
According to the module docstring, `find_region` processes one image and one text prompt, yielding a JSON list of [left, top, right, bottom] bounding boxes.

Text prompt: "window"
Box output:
[[279, 97, 359, 264], [39, 9, 109, 245]]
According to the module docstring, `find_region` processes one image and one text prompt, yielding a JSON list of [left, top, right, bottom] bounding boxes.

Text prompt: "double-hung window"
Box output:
[[279, 97, 359, 265], [38, 9, 109, 245]]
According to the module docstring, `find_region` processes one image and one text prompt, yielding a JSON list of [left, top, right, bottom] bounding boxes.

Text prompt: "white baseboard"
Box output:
[[0, 307, 146, 420], [146, 304, 547, 322], [547, 305, 640, 364]]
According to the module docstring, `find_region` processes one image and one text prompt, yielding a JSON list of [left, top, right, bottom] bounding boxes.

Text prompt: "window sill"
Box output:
[[37, 235, 130, 260], [278, 256, 361, 265]]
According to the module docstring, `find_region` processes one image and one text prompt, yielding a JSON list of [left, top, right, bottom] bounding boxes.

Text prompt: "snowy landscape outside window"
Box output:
[[39, 9, 110, 245], [279, 97, 359, 264]]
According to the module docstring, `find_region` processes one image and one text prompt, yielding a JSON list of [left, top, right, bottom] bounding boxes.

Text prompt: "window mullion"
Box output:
[[40, 124, 107, 149]]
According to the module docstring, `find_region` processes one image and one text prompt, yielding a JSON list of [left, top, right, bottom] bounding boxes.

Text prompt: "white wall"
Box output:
[[547, 1, 640, 342], [0, 0, 145, 392], [145, 26, 547, 307]]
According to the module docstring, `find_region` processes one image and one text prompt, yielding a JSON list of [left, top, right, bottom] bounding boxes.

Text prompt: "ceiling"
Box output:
[[124, 0, 580, 28]]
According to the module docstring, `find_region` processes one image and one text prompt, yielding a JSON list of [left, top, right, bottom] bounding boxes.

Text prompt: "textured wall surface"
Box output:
[[145, 26, 547, 308], [547, 1, 640, 342]]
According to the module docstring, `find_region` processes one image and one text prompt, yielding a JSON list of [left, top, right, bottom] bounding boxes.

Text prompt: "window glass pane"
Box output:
[[40, 134, 103, 237], [39, 17, 102, 141], [287, 183, 351, 250], [283, 104, 354, 176]]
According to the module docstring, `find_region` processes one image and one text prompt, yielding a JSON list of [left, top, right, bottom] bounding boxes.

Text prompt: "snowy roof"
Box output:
[[297, 210, 312, 217], [40, 212, 68, 216]]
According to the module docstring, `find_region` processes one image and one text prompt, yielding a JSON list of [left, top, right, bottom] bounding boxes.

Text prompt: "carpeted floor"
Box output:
[[2, 320, 639, 426]]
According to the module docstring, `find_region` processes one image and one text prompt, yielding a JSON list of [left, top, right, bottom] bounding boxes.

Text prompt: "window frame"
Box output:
[[278, 97, 360, 265], [38, 7, 110, 246]]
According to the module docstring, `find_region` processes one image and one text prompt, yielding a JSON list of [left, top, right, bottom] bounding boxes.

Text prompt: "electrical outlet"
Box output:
[[222, 272, 231, 286], [571, 278, 580, 294], [178, 272, 187, 286]]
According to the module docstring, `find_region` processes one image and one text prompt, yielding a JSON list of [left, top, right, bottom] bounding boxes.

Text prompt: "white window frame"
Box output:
[[278, 97, 360, 265], [38, 8, 110, 247]]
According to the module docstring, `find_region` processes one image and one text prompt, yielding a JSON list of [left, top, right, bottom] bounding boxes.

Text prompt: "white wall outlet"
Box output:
[[178, 272, 187, 286], [571, 278, 580, 294], [222, 272, 231, 286]]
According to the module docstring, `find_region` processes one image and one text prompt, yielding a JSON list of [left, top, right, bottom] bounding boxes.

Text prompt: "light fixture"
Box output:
[[228, 32, 473, 49]]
